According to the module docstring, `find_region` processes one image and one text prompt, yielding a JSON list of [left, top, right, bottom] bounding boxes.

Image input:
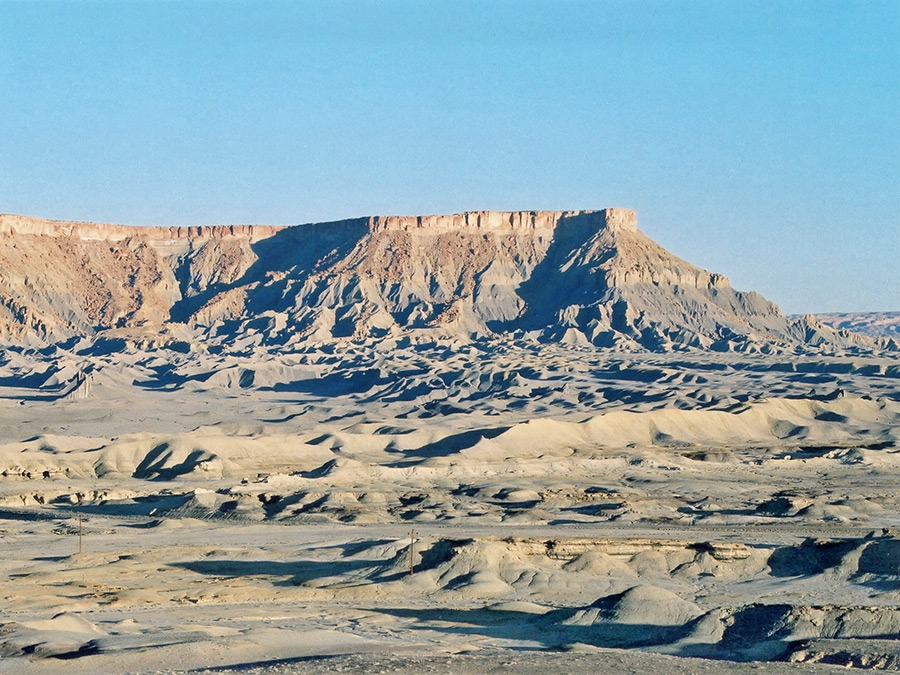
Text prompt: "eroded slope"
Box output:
[[2, 210, 890, 352]]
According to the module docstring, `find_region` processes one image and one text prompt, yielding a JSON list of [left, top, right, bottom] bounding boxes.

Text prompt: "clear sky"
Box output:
[[1, 1, 897, 313]]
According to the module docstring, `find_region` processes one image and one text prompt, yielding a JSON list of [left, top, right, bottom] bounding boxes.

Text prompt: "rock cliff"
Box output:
[[0, 210, 888, 352]]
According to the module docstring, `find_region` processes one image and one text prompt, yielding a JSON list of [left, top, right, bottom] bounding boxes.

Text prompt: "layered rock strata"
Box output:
[[0, 210, 888, 352]]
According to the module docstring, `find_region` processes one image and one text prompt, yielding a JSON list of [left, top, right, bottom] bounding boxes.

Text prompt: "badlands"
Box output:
[[0, 208, 898, 674]]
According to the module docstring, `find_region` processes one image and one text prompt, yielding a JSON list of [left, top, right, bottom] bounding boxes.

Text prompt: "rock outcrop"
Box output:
[[0, 209, 889, 352]]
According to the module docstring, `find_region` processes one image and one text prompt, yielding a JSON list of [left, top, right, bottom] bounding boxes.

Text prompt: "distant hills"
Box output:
[[0, 210, 894, 353], [804, 312, 900, 340]]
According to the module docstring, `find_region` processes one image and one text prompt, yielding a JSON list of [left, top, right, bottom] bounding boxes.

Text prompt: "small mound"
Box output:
[[597, 585, 704, 626], [564, 585, 703, 627], [22, 612, 105, 634], [857, 538, 900, 576], [563, 550, 637, 577], [487, 600, 550, 615]]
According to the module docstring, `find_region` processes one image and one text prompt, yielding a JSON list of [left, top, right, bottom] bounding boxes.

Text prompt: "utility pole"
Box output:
[[409, 530, 416, 576]]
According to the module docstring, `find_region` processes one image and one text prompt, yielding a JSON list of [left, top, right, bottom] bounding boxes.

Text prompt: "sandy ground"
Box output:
[[1, 342, 899, 673]]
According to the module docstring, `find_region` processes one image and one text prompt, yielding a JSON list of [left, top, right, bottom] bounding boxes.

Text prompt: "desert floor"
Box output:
[[1, 343, 899, 673]]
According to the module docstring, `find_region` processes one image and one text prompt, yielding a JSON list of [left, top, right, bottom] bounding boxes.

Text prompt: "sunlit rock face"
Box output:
[[0, 209, 890, 352]]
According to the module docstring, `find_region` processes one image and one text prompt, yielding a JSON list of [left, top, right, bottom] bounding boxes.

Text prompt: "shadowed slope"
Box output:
[[0, 210, 891, 353]]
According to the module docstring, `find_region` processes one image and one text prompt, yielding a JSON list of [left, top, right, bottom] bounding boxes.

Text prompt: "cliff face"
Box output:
[[0, 209, 878, 352], [0, 214, 284, 242], [0, 214, 286, 341], [365, 208, 635, 233]]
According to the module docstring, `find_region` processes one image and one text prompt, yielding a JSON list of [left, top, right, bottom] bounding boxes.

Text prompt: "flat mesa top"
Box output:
[[0, 208, 637, 241], [367, 208, 636, 233]]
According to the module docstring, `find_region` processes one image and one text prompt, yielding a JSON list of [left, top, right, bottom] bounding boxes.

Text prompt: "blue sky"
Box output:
[[1, 1, 897, 313]]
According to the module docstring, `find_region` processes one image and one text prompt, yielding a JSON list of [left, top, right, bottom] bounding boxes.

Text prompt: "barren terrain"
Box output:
[[1, 210, 898, 673], [811, 313, 900, 341]]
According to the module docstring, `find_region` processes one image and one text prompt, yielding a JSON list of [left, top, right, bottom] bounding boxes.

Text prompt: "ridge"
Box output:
[[0, 208, 889, 353], [0, 208, 637, 239], [0, 214, 286, 242], [366, 208, 637, 233]]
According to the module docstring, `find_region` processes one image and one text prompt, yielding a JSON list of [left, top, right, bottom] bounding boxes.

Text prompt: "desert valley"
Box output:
[[0, 208, 898, 674]]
